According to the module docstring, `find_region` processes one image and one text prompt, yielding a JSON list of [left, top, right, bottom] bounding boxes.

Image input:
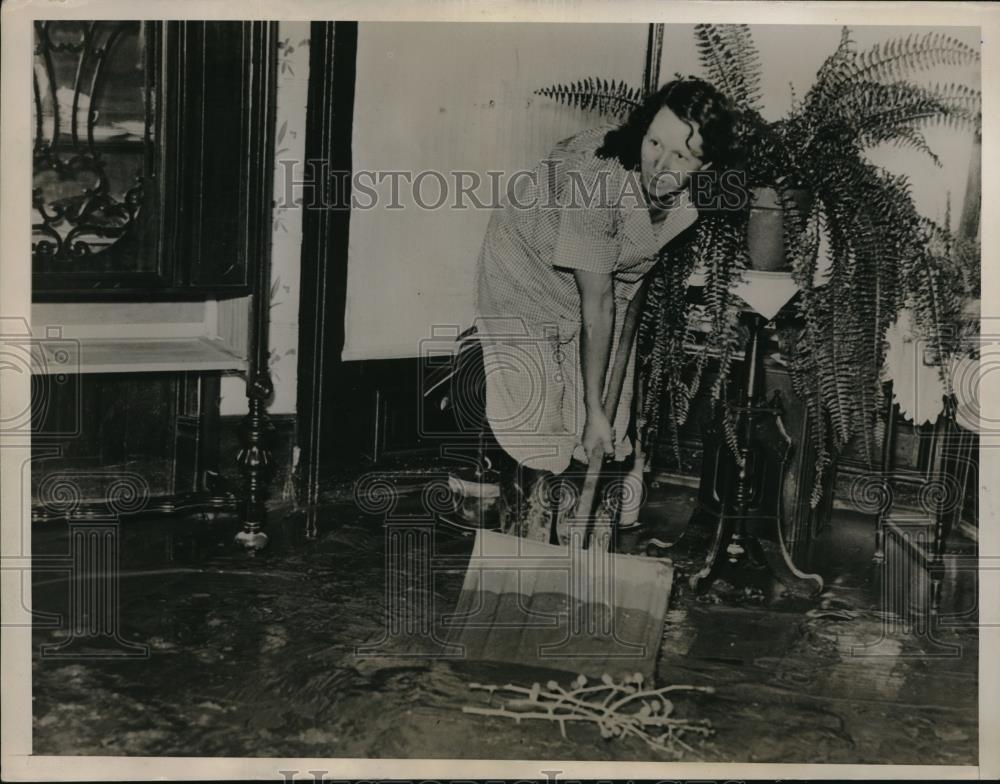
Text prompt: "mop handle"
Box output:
[[574, 449, 605, 549], [575, 298, 642, 544]]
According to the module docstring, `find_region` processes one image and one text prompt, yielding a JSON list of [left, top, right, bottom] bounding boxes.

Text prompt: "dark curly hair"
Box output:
[[597, 76, 745, 175]]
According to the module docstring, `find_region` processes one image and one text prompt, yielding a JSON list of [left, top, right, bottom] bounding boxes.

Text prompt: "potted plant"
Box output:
[[536, 24, 981, 501]]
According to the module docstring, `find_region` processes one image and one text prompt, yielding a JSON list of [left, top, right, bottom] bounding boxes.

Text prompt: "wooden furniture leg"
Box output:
[[235, 372, 274, 551], [873, 382, 898, 564], [930, 398, 969, 614], [197, 372, 222, 492]]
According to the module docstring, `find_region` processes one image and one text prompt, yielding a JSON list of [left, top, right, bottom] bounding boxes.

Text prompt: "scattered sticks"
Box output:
[[462, 672, 715, 758]]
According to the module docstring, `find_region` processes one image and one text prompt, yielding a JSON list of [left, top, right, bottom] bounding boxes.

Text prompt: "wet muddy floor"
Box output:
[[31, 478, 978, 763]]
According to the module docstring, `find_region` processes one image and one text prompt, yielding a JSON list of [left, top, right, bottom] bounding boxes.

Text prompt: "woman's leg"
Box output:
[[464, 335, 554, 541]]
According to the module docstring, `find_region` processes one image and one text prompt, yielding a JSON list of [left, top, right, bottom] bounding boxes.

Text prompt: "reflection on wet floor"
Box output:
[[31, 480, 978, 763]]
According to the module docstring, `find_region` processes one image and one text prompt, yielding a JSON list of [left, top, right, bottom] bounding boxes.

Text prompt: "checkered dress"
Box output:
[[474, 124, 699, 474]]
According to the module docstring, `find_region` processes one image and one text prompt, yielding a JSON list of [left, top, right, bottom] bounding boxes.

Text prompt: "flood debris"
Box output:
[[462, 671, 715, 758]]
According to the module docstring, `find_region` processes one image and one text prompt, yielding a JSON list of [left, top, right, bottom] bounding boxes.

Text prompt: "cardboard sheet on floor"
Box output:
[[445, 529, 673, 681]]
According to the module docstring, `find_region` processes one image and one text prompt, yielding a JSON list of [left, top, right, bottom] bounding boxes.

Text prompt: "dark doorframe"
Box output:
[[643, 23, 664, 95], [295, 21, 357, 505]]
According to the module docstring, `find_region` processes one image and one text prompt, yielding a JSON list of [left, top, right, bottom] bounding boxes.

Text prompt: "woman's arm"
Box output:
[[575, 269, 616, 459]]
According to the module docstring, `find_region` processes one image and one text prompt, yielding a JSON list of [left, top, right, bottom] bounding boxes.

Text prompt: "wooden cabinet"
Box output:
[[29, 21, 280, 535]]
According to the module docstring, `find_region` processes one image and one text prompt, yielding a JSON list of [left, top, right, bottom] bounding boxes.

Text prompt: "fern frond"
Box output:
[[927, 82, 983, 116], [904, 217, 971, 397], [804, 28, 979, 139], [638, 229, 702, 459], [848, 31, 980, 84], [698, 213, 748, 465], [534, 78, 644, 121], [833, 81, 980, 154], [861, 125, 939, 166], [693, 23, 764, 112], [803, 26, 858, 118]]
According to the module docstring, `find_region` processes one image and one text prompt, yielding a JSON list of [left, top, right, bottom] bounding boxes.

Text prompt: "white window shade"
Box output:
[[342, 22, 648, 361]]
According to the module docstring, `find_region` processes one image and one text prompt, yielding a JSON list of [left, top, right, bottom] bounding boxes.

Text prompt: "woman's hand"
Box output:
[[581, 408, 614, 463]]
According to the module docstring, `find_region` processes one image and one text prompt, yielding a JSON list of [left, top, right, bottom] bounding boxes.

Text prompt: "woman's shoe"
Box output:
[[436, 471, 502, 535]]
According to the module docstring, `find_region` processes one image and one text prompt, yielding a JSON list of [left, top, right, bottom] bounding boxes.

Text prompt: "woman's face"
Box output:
[[640, 106, 707, 200]]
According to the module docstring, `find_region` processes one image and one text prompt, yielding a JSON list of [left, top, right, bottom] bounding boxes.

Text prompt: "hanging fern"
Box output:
[[773, 27, 979, 499], [632, 206, 749, 470], [636, 232, 701, 465], [698, 215, 749, 462], [535, 23, 980, 505]]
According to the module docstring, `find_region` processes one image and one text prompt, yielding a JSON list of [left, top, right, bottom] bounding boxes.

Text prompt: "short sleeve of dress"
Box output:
[[550, 166, 618, 275]]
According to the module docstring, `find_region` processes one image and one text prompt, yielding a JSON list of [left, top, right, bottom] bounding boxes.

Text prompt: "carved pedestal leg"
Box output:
[[746, 524, 824, 597], [687, 514, 735, 592], [668, 313, 825, 599], [235, 373, 275, 551]]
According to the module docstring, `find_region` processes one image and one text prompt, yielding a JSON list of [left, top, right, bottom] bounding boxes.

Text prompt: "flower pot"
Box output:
[[747, 186, 811, 271]]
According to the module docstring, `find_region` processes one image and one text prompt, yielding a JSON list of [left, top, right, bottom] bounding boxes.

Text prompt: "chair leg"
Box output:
[[873, 385, 898, 564]]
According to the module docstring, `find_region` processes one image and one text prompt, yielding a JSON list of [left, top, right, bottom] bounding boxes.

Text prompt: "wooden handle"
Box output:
[[574, 447, 604, 509], [574, 308, 637, 547], [602, 285, 645, 421], [573, 294, 645, 545]]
